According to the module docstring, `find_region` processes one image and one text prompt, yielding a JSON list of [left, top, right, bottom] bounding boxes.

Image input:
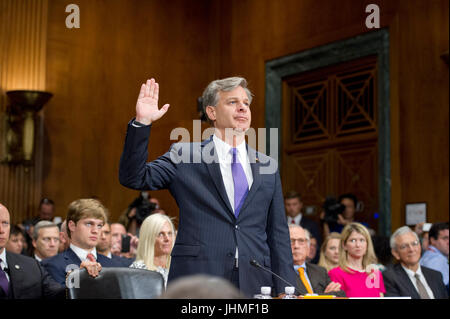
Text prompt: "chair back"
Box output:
[[66, 267, 164, 299]]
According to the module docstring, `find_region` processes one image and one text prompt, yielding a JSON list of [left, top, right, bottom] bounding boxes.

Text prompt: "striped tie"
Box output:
[[298, 267, 314, 294], [0, 259, 9, 296], [231, 148, 248, 217]]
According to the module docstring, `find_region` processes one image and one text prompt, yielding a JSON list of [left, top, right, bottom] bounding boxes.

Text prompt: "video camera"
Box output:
[[128, 192, 156, 225], [322, 196, 346, 225]]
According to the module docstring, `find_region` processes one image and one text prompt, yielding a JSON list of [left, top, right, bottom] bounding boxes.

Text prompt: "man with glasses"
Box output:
[[420, 222, 449, 288], [32, 221, 60, 262], [289, 224, 345, 296], [383, 226, 448, 299]]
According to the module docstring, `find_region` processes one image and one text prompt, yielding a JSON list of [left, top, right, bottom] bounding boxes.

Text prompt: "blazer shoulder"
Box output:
[[6, 252, 40, 269], [421, 265, 445, 280], [306, 262, 328, 275]]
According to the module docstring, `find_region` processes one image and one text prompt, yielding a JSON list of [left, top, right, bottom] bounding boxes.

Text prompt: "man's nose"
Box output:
[[237, 102, 248, 111]]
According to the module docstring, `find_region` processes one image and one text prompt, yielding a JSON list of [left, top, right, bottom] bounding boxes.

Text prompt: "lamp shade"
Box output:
[[6, 90, 53, 112]]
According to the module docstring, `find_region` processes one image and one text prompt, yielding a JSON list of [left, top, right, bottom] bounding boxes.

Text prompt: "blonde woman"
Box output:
[[130, 213, 175, 288], [318, 232, 341, 272], [328, 223, 385, 297]]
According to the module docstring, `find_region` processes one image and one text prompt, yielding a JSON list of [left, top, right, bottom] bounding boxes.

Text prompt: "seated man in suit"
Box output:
[[383, 226, 448, 299], [32, 221, 60, 262], [289, 224, 345, 296], [97, 222, 133, 267], [0, 202, 64, 299], [42, 198, 118, 286]]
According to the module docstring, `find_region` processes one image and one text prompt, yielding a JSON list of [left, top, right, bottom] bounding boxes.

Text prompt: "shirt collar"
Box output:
[[401, 263, 423, 278], [427, 245, 445, 257], [70, 243, 97, 261], [288, 214, 302, 224], [213, 134, 247, 162], [0, 248, 7, 269], [294, 262, 307, 271], [34, 254, 42, 262]]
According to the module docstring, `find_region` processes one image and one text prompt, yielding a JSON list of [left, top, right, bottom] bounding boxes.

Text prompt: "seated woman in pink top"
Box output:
[[328, 223, 385, 297]]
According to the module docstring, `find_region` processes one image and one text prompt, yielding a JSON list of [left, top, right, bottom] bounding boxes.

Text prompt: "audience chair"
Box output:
[[66, 267, 164, 299]]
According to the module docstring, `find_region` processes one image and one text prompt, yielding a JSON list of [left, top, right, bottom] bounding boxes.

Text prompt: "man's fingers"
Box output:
[[149, 78, 156, 98], [159, 104, 170, 117], [153, 82, 159, 100], [138, 84, 145, 99], [145, 79, 151, 97]]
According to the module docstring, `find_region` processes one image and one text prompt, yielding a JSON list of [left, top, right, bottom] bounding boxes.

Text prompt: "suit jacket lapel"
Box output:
[[295, 274, 309, 295], [395, 264, 421, 299], [422, 267, 440, 298], [202, 137, 235, 219], [238, 146, 262, 217], [65, 248, 82, 265], [306, 263, 320, 293], [5, 252, 19, 299]]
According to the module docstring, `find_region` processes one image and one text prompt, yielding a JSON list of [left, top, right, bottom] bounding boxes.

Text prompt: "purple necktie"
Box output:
[[231, 148, 249, 217], [0, 259, 9, 296]]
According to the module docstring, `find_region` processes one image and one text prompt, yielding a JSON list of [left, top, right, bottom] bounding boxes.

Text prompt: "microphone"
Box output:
[[250, 259, 301, 295]]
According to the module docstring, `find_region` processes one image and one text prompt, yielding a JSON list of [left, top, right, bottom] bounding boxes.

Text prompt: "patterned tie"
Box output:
[[298, 267, 314, 294], [231, 148, 249, 218], [0, 259, 9, 296], [414, 273, 430, 299], [86, 253, 96, 262]]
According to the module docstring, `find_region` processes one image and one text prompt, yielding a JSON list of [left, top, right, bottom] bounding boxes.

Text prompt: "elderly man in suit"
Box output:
[[119, 77, 298, 297], [288, 224, 345, 296], [0, 203, 64, 299], [383, 226, 448, 299], [42, 199, 121, 286]]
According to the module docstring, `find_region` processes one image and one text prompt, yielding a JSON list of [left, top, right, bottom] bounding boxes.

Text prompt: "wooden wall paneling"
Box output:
[[44, 0, 215, 223], [0, 0, 48, 224], [221, 0, 447, 232]]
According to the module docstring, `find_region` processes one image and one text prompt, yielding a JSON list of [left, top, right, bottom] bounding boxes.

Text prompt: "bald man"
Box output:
[[0, 203, 64, 299]]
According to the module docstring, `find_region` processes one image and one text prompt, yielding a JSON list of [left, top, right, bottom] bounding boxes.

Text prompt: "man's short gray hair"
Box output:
[[390, 226, 419, 250], [288, 224, 311, 242], [201, 77, 253, 124], [33, 221, 58, 240]]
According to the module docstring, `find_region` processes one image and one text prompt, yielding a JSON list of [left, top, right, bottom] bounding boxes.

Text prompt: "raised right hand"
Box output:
[[135, 78, 170, 125]]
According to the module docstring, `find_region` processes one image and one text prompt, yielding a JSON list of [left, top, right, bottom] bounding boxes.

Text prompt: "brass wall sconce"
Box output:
[[3, 90, 52, 164]]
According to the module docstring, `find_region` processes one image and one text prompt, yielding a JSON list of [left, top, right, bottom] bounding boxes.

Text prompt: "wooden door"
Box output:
[[281, 55, 379, 232]]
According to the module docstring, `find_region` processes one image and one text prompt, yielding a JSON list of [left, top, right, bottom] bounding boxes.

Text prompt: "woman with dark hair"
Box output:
[[5, 225, 27, 255]]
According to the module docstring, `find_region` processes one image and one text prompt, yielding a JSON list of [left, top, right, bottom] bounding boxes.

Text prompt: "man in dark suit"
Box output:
[[42, 199, 119, 286], [383, 226, 448, 299], [119, 77, 298, 297], [284, 191, 321, 242], [0, 203, 64, 299], [285, 191, 321, 260], [288, 224, 345, 296]]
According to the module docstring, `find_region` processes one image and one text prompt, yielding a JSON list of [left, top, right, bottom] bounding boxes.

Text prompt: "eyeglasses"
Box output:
[[398, 240, 420, 251], [290, 238, 308, 246], [41, 237, 60, 243]]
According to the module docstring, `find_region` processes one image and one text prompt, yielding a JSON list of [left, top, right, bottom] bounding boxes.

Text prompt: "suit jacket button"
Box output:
[[235, 225, 239, 230], [227, 253, 233, 257]]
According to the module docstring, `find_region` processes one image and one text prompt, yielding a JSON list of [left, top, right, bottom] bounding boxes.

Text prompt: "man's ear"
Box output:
[[205, 105, 216, 122], [32, 239, 37, 249], [391, 248, 400, 261], [68, 220, 76, 234]]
